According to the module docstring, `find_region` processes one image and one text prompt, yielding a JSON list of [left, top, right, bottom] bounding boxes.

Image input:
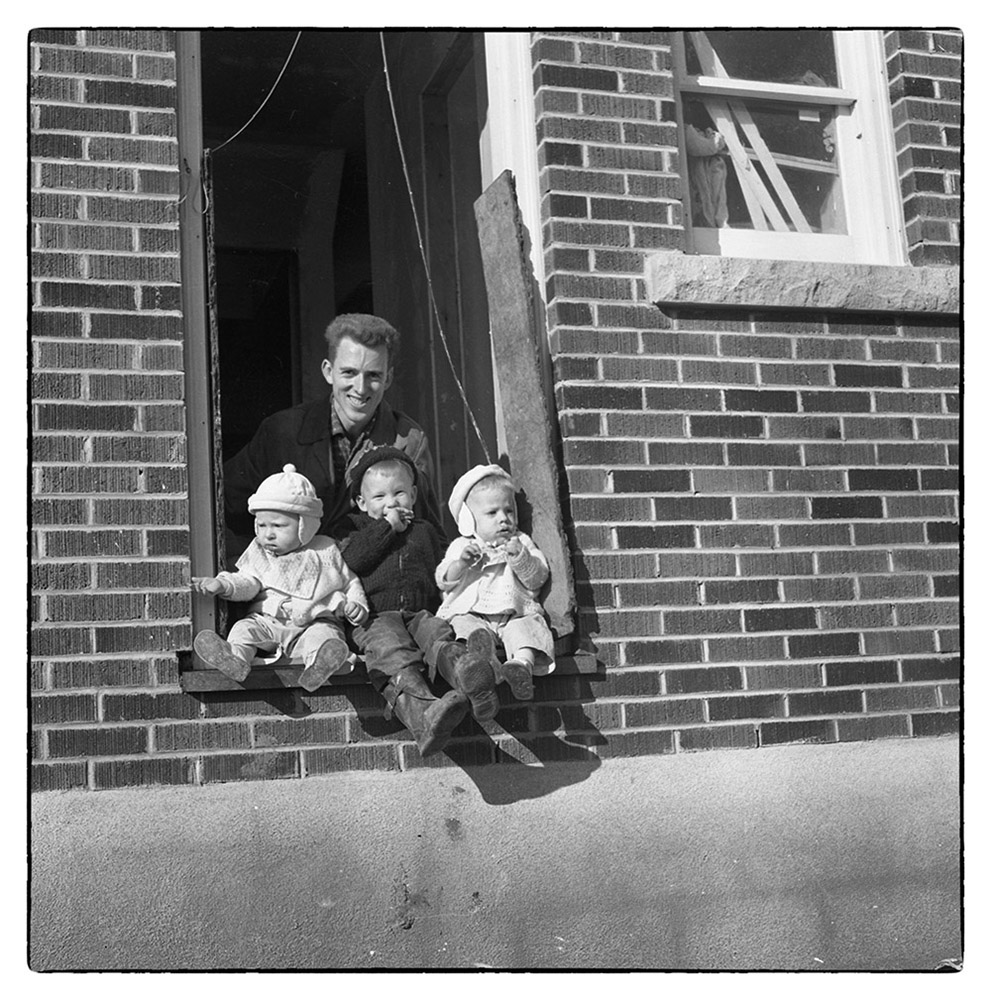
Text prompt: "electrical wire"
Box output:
[[212, 31, 303, 153], [379, 32, 492, 464]]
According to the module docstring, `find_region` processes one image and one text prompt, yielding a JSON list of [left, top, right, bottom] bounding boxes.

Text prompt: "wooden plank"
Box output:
[[474, 171, 576, 638], [730, 99, 812, 233], [175, 32, 217, 635], [177, 649, 600, 692], [704, 97, 782, 231]]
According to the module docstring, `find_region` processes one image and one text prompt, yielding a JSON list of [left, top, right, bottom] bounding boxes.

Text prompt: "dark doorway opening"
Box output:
[[198, 29, 498, 533]]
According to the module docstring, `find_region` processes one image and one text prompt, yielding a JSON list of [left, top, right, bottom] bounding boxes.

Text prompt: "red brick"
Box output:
[[202, 751, 299, 783], [32, 762, 89, 792], [92, 756, 195, 789], [48, 725, 148, 758], [664, 666, 741, 694], [595, 730, 675, 758], [700, 524, 774, 548], [254, 716, 348, 747], [787, 632, 861, 659], [154, 721, 251, 752], [626, 699, 705, 727], [744, 607, 817, 633], [663, 609, 740, 635], [745, 664, 822, 691], [704, 578, 779, 605], [759, 719, 835, 746], [862, 630, 937, 656], [836, 714, 908, 746], [708, 694, 784, 722], [304, 744, 400, 775], [678, 725, 757, 752], [910, 711, 959, 737], [625, 639, 703, 666]]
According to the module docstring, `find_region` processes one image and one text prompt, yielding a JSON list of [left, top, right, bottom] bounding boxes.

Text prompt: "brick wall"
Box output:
[[30, 29, 192, 791], [29, 29, 960, 791], [884, 30, 962, 266], [534, 30, 960, 753]]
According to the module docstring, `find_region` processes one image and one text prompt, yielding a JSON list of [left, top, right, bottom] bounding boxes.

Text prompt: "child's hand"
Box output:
[[344, 601, 368, 626], [459, 541, 484, 567], [191, 576, 225, 595], [384, 506, 413, 533], [504, 535, 523, 557]]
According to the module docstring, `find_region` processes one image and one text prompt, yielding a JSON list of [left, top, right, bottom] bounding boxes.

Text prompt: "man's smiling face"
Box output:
[[321, 335, 393, 434]]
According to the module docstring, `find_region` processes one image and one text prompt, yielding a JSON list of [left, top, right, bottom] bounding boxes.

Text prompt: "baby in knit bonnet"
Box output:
[[191, 464, 368, 692], [435, 464, 556, 703]]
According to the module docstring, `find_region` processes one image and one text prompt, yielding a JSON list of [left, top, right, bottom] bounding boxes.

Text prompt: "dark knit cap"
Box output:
[[349, 446, 418, 497]]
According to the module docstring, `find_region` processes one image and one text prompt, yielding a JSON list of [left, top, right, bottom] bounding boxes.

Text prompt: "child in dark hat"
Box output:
[[332, 447, 497, 756]]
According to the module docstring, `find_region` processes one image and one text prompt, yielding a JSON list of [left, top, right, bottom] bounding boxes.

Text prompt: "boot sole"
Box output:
[[456, 655, 499, 722], [419, 691, 469, 756], [298, 637, 349, 692], [194, 630, 250, 682], [499, 659, 534, 701]]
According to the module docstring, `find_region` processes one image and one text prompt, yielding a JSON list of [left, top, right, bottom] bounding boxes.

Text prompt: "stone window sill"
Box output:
[[645, 252, 960, 316]]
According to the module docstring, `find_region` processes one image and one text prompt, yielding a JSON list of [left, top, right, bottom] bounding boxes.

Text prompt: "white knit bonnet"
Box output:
[[248, 464, 324, 546], [448, 464, 515, 537]]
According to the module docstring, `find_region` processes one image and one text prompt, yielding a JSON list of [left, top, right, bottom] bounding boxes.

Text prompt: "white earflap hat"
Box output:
[[248, 464, 324, 546], [448, 464, 515, 537]]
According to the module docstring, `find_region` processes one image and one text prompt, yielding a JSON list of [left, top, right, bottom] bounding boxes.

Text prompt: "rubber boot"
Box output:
[[383, 666, 469, 756], [495, 659, 534, 701], [194, 629, 250, 682], [298, 636, 350, 693], [433, 629, 499, 722]]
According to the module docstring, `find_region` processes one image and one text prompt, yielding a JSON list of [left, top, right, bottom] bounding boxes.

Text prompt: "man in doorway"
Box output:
[[223, 313, 443, 561]]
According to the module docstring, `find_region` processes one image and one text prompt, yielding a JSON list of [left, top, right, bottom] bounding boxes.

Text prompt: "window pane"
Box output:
[[685, 30, 838, 88], [684, 97, 846, 235]]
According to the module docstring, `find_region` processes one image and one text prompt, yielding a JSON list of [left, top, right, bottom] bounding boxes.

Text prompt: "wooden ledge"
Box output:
[[178, 647, 601, 693]]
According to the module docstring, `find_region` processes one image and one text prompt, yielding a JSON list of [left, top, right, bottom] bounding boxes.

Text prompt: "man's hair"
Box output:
[[324, 314, 400, 366]]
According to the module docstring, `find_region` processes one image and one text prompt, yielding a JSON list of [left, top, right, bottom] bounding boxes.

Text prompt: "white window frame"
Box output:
[[674, 30, 906, 265]]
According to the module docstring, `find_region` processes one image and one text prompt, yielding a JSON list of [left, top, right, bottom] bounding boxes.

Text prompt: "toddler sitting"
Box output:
[[191, 464, 368, 692], [435, 464, 555, 705]]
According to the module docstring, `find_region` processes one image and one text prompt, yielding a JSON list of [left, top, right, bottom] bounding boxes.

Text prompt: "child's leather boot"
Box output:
[[432, 629, 499, 722], [382, 666, 469, 756], [194, 630, 251, 682]]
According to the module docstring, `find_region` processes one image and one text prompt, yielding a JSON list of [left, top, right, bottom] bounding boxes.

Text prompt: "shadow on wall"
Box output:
[[350, 677, 605, 804]]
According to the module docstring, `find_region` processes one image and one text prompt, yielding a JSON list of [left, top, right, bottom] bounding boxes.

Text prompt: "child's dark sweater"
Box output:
[[333, 512, 446, 615]]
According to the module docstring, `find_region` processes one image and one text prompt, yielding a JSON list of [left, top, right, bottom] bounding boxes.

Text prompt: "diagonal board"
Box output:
[[474, 170, 575, 638]]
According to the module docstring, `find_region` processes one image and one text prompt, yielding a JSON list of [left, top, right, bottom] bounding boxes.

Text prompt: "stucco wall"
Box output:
[[31, 736, 960, 971]]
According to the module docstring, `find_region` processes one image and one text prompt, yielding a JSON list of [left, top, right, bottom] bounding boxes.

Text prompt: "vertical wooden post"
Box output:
[[175, 31, 216, 634], [474, 170, 576, 638]]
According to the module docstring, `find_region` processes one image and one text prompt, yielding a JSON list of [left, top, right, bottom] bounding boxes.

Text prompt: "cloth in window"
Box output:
[[685, 124, 729, 228]]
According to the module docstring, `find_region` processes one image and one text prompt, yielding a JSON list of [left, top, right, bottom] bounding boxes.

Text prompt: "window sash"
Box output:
[[675, 30, 906, 265]]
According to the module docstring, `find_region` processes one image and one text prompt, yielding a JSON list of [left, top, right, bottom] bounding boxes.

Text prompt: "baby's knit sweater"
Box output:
[[435, 532, 548, 620], [334, 512, 446, 615]]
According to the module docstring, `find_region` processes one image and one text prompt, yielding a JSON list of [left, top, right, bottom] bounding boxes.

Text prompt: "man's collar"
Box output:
[[330, 399, 379, 441]]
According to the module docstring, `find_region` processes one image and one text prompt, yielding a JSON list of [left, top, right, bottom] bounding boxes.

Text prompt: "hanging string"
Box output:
[[212, 31, 303, 154], [379, 32, 492, 465]]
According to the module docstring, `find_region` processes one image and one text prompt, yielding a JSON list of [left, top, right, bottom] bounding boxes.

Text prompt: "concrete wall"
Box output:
[[30, 736, 960, 971]]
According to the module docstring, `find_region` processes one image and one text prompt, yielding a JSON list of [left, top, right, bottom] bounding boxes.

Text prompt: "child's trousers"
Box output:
[[350, 610, 455, 691], [446, 611, 555, 670], [227, 613, 347, 668]]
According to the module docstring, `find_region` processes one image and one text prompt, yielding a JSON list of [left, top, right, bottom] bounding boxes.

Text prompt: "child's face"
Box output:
[[254, 510, 301, 556], [466, 484, 517, 544], [356, 463, 417, 520]]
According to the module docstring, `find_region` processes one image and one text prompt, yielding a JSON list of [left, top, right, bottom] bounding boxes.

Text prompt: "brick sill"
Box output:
[[645, 253, 960, 316], [178, 647, 601, 693]]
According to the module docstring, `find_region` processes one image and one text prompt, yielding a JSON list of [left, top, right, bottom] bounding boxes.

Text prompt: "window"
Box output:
[[674, 30, 905, 265]]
